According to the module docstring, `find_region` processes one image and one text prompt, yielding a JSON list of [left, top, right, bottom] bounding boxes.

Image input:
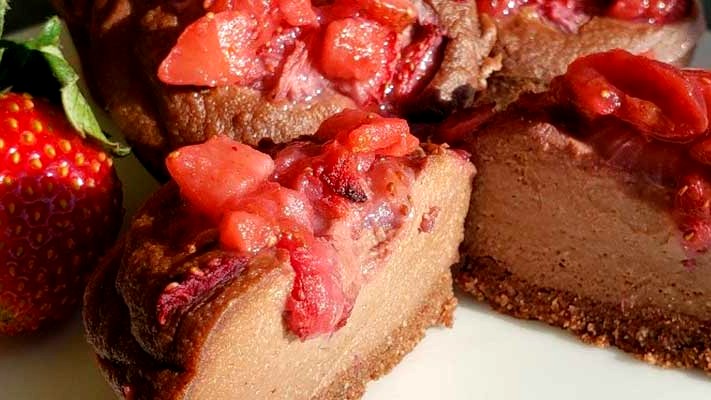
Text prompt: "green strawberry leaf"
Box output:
[[0, 0, 9, 38], [0, 16, 130, 156]]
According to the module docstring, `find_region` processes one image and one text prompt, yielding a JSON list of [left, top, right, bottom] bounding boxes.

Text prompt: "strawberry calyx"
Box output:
[[541, 50, 711, 254], [0, 17, 129, 156], [165, 110, 420, 339], [476, 0, 688, 32], [159, 0, 444, 109]]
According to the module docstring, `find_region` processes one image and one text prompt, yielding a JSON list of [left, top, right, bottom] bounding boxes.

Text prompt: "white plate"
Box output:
[[0, 26, 709, 400]]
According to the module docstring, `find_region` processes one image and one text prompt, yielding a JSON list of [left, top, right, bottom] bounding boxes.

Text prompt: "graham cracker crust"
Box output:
[[455, 256, 711, 373], [315, 270, 456, 399]]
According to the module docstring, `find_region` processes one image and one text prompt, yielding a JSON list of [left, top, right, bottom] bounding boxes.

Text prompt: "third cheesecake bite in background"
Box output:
[[474, 0, 705, 107], [457, 50, 711, 372], [84, 110, 475, 399], [51, 0, 497, 178]]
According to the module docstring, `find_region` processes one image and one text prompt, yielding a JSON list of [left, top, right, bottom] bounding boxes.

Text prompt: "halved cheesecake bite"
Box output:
[[457, 50, 711, 372], [84, 110, 475, 399], [52, 0, 496, 178], [474, 0, 705, 107]]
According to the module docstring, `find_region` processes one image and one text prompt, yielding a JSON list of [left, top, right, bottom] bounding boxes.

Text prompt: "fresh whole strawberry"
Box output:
[[0, 11, 128, 334]]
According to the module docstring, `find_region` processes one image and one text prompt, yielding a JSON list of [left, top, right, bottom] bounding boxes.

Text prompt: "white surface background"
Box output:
[[0, 29, 710, 399]]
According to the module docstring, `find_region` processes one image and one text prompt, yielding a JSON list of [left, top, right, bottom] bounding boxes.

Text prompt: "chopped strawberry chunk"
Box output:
[[156, 255, 249, 326], [341, 117, 414, 155], [607, 0, 688, 24], [166, 136, 275, 218], [317, 144, 372, 202], [279, 0, 319, 26], [314, 109, 380, 141], [158, 11, 265, 87], [556, 50, 708, 143], [280, 236, 351, 339], [320, 18, 394, 81], [316, 109, 419, 156], [389, 24, 444, 106], [476, 0, 530, 17], [220, 211, 277, 253], [356, 0, 418, 31]]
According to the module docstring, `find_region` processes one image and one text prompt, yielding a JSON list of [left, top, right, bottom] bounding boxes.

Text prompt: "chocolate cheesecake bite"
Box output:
[[52, 0, 496, 178], [456, 50, 711, 372], [474, 0, 704, 107], [85, 110, 475, 399]]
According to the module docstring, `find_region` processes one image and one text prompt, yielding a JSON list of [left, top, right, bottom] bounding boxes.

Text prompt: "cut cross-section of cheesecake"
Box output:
[[84, 110, 475, 399], [457, 50, 711, 373]]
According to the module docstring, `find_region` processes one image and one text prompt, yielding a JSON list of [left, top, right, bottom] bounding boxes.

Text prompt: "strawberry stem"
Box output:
[[0, 15, 130, 156]]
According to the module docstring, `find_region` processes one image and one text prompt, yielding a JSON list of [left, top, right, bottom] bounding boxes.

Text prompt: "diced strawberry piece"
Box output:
[[540, 0, 591, 33], [220, 211, 277, 253], [320, 18, 395, 81], [166, 136, 275, 218], [279, 0, 319, 26], [314, 109, 380, 142], [607, 0, 688, 24], [690, 137, 711, 165], [158, 11, 265, 87], [558, 50, 708, 143], [341, 117, 416, 155], [684, 69, 711, 127], [317, 144, 372, 202], [204, 0, 236, 11], [279, 236, 351, 340], [315, 110, 418, 156], [476, 0, 530, 17], [230, 183, 317, 233], [156, 254, 249, 326], [318, 0, 362, 23], [674, 173, 711, 219], [389, 24, 443, 105], [356, 0, 418, 31], [270, 40, 326, 101]]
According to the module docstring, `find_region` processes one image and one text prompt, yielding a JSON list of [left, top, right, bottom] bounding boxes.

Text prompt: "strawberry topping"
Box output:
[[159, 0, 444, 109], [166, 110, 420, 338], [476, 0, 688, 32], [544, 50, 711, 254], [165, 136, 275, 219]]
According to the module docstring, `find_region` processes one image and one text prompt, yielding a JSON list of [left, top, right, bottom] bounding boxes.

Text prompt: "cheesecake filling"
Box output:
[[476, 0, 689, 32], [161, 110, 422, 339], [158, 0, 444, 113], [528, 50, 711, 255]]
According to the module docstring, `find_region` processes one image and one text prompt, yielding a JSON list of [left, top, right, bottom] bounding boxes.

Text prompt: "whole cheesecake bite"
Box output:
[[457, 50, 711, 372], [84, 110, 475, 399], [52, 0, 497, 178], [474, 0, 704, 107]]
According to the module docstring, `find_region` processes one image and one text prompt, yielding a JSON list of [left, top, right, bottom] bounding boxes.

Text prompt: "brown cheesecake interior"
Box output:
[[463, 118, 711, 320]]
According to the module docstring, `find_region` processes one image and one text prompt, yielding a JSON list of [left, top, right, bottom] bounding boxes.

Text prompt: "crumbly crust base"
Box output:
[[455, 257, 711, 373]]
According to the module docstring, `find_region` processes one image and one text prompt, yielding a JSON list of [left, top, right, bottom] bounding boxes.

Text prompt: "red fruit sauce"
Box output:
[[544, 50, 711, 255], [158, 0, 443, 112], [476, 0, 689, 32], [164, 110, 421, 339]]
